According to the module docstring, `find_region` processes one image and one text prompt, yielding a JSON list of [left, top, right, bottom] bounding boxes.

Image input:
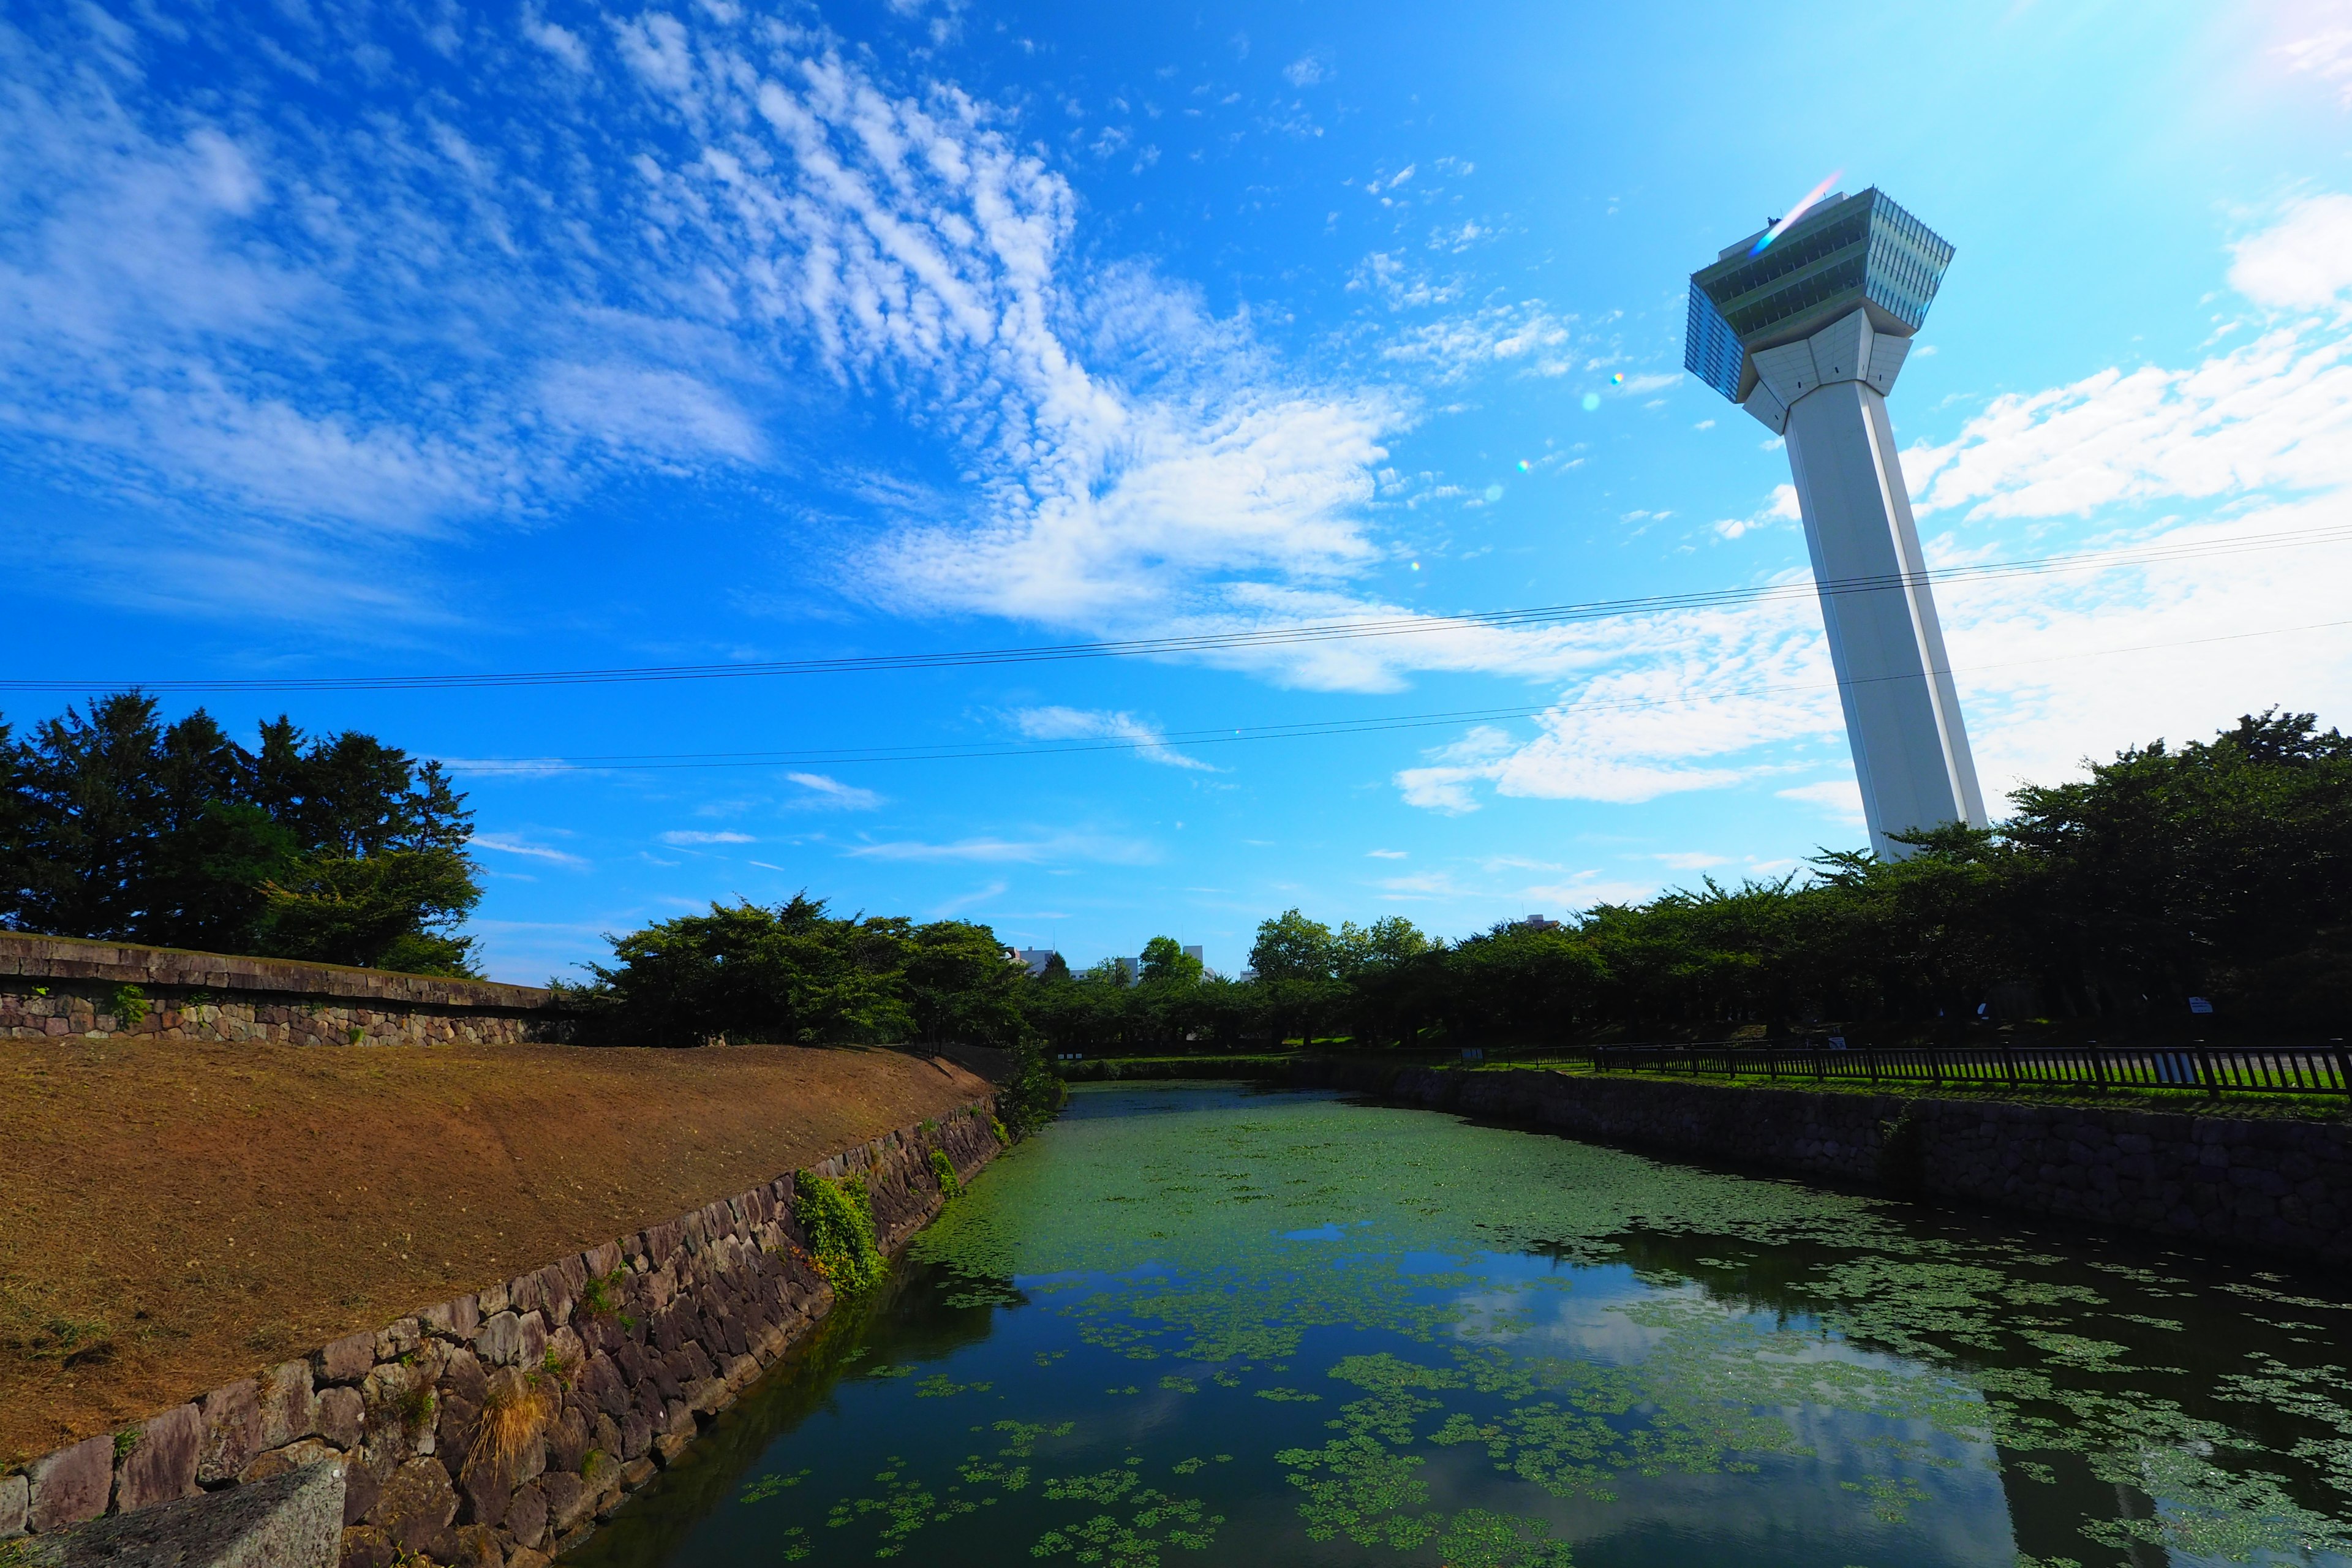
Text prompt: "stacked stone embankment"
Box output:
[[1297, 1059, 2351, 1265], [0, 934, 566, 1046], [0, 1099, 1002, 1566]]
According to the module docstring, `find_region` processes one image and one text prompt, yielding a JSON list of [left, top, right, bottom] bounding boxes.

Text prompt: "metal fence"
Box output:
[[1577, 1039, 2352, 1098]]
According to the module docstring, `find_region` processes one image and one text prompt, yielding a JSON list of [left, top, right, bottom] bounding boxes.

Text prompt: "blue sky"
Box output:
[[5, 0, 2351, 981]]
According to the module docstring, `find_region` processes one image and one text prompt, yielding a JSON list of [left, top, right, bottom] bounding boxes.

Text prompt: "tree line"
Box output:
[[0, 692, 483, 974], [578, 710, 2352, 1052], [10, 694, 2345, 1043]]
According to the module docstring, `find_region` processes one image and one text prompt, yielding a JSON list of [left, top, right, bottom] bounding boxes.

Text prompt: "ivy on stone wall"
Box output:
[[793, 1172, 884, 1295]]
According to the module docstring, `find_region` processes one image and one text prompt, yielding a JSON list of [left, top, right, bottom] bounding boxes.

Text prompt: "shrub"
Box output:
[[793, 1171, 884, 1295], [928, 1147, 962, 1199]]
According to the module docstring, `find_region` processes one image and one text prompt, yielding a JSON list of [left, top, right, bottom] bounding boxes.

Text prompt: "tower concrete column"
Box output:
[[1685, 187, 1988, 858]]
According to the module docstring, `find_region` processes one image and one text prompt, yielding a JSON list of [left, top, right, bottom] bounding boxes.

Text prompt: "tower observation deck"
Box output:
[[1686, 187, 1987, 858]]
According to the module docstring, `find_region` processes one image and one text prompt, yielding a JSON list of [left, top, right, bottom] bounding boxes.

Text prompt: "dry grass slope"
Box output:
[[0, 1038, 993, 1464]]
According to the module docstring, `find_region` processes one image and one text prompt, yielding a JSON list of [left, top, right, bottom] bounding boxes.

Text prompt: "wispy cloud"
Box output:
[[1011, 706, 1215, 769], [471, 833, 589, 869], [1282, 51, 1332, 88], [929, 879, 1009, 916], [659, 829, 756, 846], [842, 832, 1155, 865], [785, 772, 885, 811]]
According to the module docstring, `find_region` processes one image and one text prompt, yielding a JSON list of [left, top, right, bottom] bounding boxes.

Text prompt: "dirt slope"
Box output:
[[0, 1038, 993, 1464]]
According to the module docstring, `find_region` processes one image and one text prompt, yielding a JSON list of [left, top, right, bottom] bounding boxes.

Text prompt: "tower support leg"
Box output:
[[1782, 380, 1987, 856]]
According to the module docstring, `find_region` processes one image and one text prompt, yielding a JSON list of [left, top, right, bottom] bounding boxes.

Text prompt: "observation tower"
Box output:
[[1685, 187, 1987, 858]]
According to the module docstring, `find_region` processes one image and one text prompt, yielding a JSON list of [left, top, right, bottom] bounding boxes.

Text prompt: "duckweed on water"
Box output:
[[575, 1084, 2352, 1568]]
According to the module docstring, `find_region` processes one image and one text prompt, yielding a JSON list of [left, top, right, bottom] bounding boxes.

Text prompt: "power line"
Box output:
[[438, 614, 2352, 774], [6, 523, 2348, 696]]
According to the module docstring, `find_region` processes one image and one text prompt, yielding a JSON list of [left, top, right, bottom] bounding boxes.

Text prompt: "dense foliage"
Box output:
[[571, 897, 1026, 1048], [0, 692, 482, 974], [1015, 710, 2352, 1046]]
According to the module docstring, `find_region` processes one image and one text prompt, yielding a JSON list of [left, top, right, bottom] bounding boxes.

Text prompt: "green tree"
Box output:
[[0, 693, 480, 972], [905, 921, 1028, 1046], [585, 896, 916, 1047]]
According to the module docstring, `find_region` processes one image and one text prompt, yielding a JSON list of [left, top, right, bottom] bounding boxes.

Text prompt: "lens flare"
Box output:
[[1482, 483, 1504, 502], [1610, 372, 1624, 386], [1749, 168, 1844, 257], [1581, 392, 1601, 412], [1515, 459, 1529, 472]]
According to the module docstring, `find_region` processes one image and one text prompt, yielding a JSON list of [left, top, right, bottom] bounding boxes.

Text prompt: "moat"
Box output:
[[572, 1082, 2352, 1567]]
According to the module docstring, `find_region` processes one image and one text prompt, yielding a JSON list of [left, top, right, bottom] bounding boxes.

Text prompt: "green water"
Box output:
[[570, 1083, 2352, 1567]]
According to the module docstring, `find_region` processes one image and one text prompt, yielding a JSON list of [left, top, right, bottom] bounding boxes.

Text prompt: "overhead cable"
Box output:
[[4, 523, 2348, 695]]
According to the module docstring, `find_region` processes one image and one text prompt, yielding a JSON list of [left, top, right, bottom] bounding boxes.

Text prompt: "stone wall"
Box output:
[[1298, 1060, 2352, 1265], [0, 1098, 1003, 1567], [0, 934, 566, 1046]]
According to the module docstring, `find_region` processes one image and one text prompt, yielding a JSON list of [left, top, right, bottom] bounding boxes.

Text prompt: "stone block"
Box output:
[[241, 1438, 342, 1488], [450, 1521, 503, 1568], [440, 1348, 489, 1407], [373, 1319, 421, 1365], [41, 1458, 344, 1568], [619, 1458, 657, 1493], [435, 1393, 481, 1482], [339, 1524, 398, 1568], [2, 1471, 27, 1539], [115, 1403, 204, 1513], [502, 1482, 547, 1550], [422, 1296, 482, 1341], [473, 1313, 524, 1368], [538, 1472, 590, 1538], [31, 1437, 115, 1533], [317, 1333, 377, 1387], [197, 1378, 262, 1486], [517, 1313, 548, 1369], [260, 1361, 319, 1448], [373, 1457, 459, 1560], [316, 1387, 366, 1450]]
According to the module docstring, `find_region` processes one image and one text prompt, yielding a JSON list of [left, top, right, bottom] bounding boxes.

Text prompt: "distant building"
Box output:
[[1183, 944, 1204, 965], [1015, 948, 1059, 977], [1517, 914, 1560, 931]]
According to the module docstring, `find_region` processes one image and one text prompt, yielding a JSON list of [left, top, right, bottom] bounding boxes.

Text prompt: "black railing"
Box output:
[[1577, 1039, 2352, 1098]]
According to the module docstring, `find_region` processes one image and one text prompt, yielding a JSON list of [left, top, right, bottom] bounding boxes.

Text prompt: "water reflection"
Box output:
[[571, 1083, 2352, 1568]]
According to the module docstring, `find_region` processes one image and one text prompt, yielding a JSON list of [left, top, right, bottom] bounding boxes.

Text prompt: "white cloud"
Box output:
[[1381, 300, 1581, 380], [1365, 848, 1408, 859], [1714, 484, 1801, 540], [1653, 851, 1730, 870], [929, 878, 1009, 916], [535, 365, 763, 463], [843, 832, 1155, 864], [1902, 323, 2352, 522], [1011, 706, 1215, 769], [471, 833, 589, 868], [658, 829, 756, 845], [785, 772, 884, 810], [1776, 779, 1864, 823], [1283, 51, 1330, 87], [2228, 193, 2352, 309], [521, 8, 590, 70], [2278, 24, 2352, 107]]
